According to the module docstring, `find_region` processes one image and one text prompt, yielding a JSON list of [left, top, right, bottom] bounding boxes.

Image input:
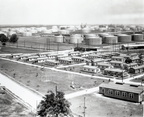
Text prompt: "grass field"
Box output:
[[0, 59, 108, 95], [0, 91, 34, 117], [69, 94, 143, 117]]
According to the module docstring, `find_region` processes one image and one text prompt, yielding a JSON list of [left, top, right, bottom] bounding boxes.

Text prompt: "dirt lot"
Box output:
[[69, 93, 143, 117], [0, 92, 34, 117], [0, 59, 108, 95]]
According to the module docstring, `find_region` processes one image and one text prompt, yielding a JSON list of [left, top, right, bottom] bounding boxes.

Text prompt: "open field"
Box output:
[[69, 93, 143, 117], [0, 59, 108, 95], [0, 91, 34, 117], [0, 46, 43, 54]]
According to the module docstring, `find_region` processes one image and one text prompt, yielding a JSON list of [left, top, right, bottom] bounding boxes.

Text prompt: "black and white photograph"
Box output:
[[0, 0, 144, 117]]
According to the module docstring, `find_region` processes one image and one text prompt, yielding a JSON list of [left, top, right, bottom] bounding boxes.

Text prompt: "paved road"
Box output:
[[0, 73, 42, 112]]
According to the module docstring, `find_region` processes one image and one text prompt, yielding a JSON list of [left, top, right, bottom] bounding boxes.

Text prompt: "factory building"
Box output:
[[117, 34, 132, 42], [99, 82, 143, 103], [132, 34, 143, 41]]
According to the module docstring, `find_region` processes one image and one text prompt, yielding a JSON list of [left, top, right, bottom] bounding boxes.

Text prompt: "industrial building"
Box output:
[[99, 82, 143, 103], [54, 35, 64, 43]]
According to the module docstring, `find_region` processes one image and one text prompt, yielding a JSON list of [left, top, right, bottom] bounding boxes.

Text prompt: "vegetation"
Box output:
[[9, 34, 19, 43], [0, 34, 9, 46], [37, 90, 73, 117]]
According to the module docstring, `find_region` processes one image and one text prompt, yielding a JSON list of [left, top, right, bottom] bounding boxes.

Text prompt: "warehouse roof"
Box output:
[[99, 82, 143, 94]]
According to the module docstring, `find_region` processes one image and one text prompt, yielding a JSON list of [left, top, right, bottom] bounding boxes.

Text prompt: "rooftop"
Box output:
[[99, 82, 143, 94]]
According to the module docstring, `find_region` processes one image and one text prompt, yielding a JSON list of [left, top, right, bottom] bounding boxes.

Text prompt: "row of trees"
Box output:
[[0, 34, 18, 46]]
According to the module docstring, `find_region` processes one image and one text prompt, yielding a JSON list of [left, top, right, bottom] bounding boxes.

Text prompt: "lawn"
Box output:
[[0, 91, 34, 117], [69, 93, 143, 117], [0, 59, 108, 95]]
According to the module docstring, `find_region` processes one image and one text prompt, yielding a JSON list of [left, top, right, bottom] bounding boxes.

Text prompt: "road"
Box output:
[[0, 73, 42, 112]]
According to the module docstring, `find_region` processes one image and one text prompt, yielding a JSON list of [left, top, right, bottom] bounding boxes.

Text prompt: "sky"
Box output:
[[0, 0, 143, 25]]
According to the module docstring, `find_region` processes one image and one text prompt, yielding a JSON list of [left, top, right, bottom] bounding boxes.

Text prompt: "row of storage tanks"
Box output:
[[54, 33, 144, 45]]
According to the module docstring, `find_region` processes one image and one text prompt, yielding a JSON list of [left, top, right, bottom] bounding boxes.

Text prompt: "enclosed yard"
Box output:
[[69, 93, 143, 117], [0, 59, 108, 95]]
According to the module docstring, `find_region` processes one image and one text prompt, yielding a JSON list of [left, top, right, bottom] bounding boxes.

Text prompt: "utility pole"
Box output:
[[83, 97, 86, 117]]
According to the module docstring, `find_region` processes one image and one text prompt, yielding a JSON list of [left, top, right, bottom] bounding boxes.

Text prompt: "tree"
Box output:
[[125, 57, 132, 64], [9, 34, 19, 43], [37, 90, 73, 117], [0, 34, 9, 45]]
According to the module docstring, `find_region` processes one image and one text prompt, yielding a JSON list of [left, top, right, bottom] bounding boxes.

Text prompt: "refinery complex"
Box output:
[[0, 24, 144, 117]]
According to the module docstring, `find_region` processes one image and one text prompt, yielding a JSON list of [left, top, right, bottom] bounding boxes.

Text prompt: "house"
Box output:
[[44, 60, 60, 66], [129, 65, 144, 74], [82, 65, 100, 73], [72, 57, 88, 63], [58, 58, 73, 65], [110, 61, 123, 68], [97, 62, 113, 70], [103, 68, 128, 77], [86, 58, 105, 66], [99, 82, 143, 103], [111, 56, 125, 62]]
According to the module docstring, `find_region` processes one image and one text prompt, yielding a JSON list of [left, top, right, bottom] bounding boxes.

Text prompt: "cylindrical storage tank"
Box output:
[[85, 37, 102, 45], [54, 35, 63, 43], [23, 32, 32, 36], [8, 31, 16, 36], [82, 28, 91, 34], [70, 34, 83, 44], [132, 34, 143, 41], [103, 36, 118, 44], [117, 34, 132, 42]]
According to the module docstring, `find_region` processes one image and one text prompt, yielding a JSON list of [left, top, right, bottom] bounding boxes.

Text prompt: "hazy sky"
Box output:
[[0, 0, 143, 25]]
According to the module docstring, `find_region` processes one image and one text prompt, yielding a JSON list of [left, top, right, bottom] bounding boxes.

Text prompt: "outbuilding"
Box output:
[[99, 82, 143, 103]]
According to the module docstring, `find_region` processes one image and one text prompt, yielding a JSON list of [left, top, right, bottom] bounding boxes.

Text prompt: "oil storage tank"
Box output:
[[85, 34, 102, 45], [103, 36, 118, 44], [132, 34, 143, 41], [54, 35, 63, 43], [117, 34, 132, 42], [70, 34, 83, 44]]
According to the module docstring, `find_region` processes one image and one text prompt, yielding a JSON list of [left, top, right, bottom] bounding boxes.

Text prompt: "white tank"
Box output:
[[132, 34, 143, 41], [55, 35, 63, 43], [8, 31, 16, 36], [103, 36, 118, 44], [117, 34, 132, 42], [70, 34, 83, 44], [82, 28, 91, 34], [23, 32, 32, 36], [85, 36, 102, 45]]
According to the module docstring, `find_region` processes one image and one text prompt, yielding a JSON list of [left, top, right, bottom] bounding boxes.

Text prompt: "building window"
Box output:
[[129, 93, 134, 98], [122, 92, 127, 97], [115, 91, 120, 96], [108, 89, 113, 95]]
